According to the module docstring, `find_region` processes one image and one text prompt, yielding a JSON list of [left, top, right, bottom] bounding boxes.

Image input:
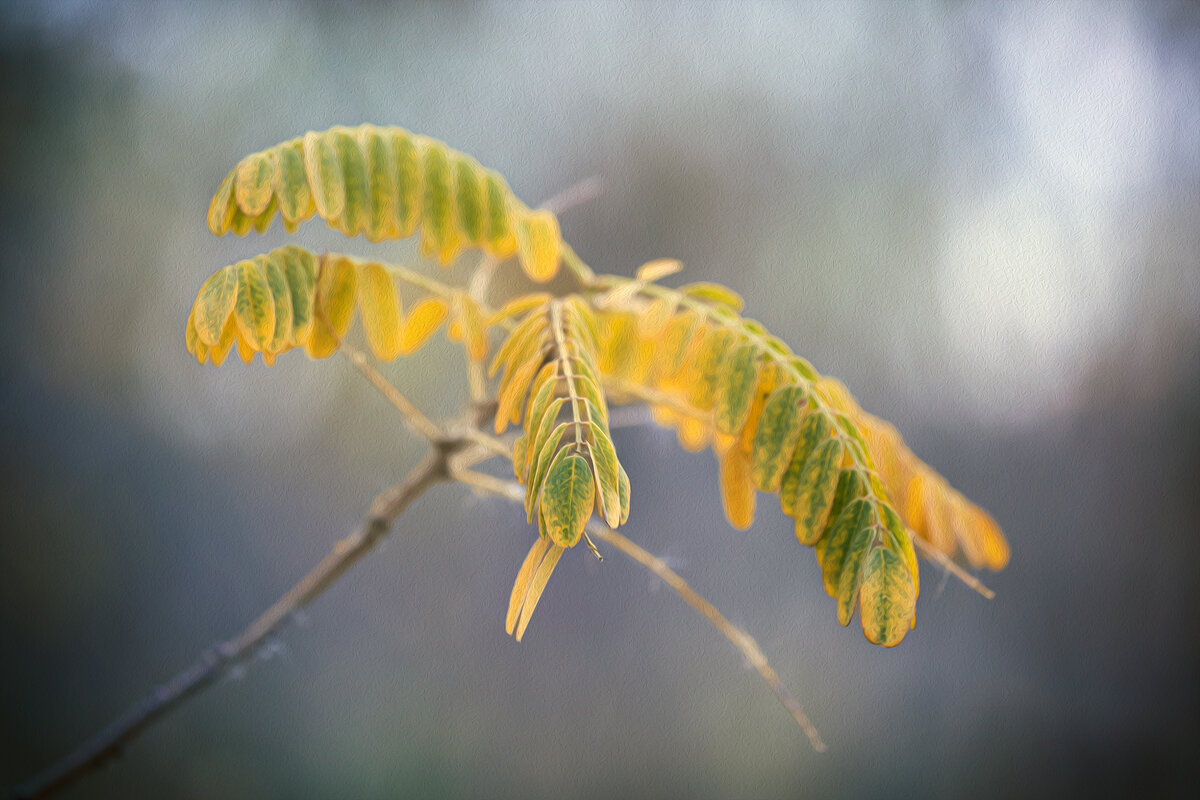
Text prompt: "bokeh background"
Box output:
[[2, 2, 1198, 798]]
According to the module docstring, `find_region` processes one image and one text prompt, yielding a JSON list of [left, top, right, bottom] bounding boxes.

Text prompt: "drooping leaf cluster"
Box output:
[[590, 281, 924, 645], [490, 296, 631, 640], [186, 123, 1008, 648], [185, 244, 452, 365]]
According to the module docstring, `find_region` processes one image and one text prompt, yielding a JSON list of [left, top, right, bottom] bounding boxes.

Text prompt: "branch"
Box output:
[[11, 446, 457, 800], [451, 469, 825, 752], [912, 536, 994, 599], [341, 345, 442, 442]]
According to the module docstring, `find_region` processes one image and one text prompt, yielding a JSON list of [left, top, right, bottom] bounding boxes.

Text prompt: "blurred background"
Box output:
[[2, 1, 1198, 798]]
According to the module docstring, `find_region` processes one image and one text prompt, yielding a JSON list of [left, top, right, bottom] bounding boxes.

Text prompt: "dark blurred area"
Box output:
[[2, 2, 1198, 798]]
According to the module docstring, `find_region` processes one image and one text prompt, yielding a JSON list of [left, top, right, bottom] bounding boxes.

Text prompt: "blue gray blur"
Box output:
[[1, 2, 1198, 798]]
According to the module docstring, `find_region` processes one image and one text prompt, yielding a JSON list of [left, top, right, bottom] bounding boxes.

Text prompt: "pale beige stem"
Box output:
[[340, 345, 442, 442], [912, 537, 994, 599]]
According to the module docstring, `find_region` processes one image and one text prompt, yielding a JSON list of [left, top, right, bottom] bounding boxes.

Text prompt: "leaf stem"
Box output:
[[340, 344, 443, 442]]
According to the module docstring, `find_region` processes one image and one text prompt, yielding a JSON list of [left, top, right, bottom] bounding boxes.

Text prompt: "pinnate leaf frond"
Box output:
[[207, 124, 564, 283], [491, 295, 632, 639], [591, 272, 1008, 646]]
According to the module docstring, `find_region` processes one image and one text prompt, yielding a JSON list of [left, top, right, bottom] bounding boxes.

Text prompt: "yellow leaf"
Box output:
[[718, 446, 756, 530], [515, 209, 561, 282], [514, 537, 564, 642], [454, 294, 488, 363], [635, 258, 683, 282], [356, 262, 403, 361], [306, 255, 357, 359], [234, 151, 277, 217], [398, 297, 449, 355], [506, 535, 551, 636]]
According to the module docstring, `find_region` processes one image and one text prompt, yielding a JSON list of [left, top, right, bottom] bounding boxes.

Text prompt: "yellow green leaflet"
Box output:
[[206, 124, 563, 282], [859, 547, 916, 647], [540, 453, 595, 548]]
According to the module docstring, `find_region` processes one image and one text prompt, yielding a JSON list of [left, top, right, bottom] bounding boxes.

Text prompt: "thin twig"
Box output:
[[340, 345, 442, 442], [912, 537, 994, 599], [540, 175, 603, 217], [450, 470, 825, 752], [588, 522, 826, 752], [11, 448, 456, 800]]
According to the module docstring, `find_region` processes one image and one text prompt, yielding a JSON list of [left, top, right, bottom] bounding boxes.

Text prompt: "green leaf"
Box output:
[[836, 517, 877, 626], [235, 151, 276, 217], [483, 171, 513, 251], [859, 546, 915, 647], [823, 469, 867, 542], [789, 356, 818, 382], [523, 364, 561, 443], [362, 127, 397, 241], [421, 142, 455, 260], [275, 142, 312, 227], [541, 453, 595, 548], [714, 341, 761, 435], [819, 497, 872, 598], [585, 415, 622, 527], [778, 405, 830, 516], [835, 412, 873, 468], [391, 131, 422, 238], [689, 328, 734, 411], [569, 371, 607, 423], [233, 259, 275, 350], [617, 464, 631, 525], [194, 265, 238, 346], [303, 130, 345, 222], [455, 157, 484, 243], [878, 501, 920, 599], [332, 128, 369, 236], [262, 254, 294, 353], [751, 385, 808, 492], [279, 246, 316, 344], [526, 417, 567, 520], [680, 281, 745, 312], [793, 437, 844, 546]]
